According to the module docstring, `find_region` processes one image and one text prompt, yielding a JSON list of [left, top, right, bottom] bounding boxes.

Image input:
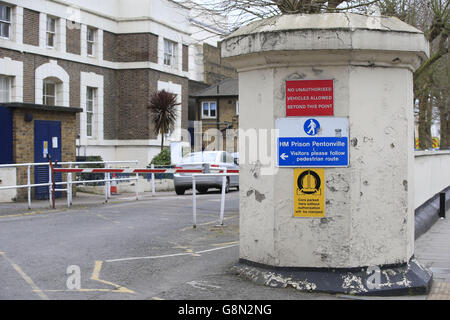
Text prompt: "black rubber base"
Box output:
[[232, 257, 432, 296]]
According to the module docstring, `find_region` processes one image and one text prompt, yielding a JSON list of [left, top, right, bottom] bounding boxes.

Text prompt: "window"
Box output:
[[236, 100, 239, 116], [0, 75, 11, 102], [86, 87, 96, 137], [46, 16, 56, 48], [43, 80, 56, 105], [202, 101, 216, 119], [164, 39, 177, 67], [87, 27, 95, 56], [0, 4, 11, 39]]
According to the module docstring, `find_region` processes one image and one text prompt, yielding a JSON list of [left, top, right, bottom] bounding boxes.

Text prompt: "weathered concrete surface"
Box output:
[[222, 12, 430, 275], [233, 258, 432, 296], [222, 13, 428, 70]]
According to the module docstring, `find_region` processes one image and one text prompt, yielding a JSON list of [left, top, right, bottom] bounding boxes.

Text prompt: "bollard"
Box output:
[[48, 164, 53, 208], [68, 164, 73, 206], [192, 175, 197, 228], [27, 165, 31, 210], [67, 171, 71, 208], [151, 164, 156, 196], [219, 170, 227, 226], [135, 172, 139, 201], [440, 192, 446, 219]]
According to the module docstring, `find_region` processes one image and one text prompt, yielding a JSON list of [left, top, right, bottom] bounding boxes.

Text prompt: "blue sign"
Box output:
[[276, 117, 349, 168], [278, 137, 348, 167]]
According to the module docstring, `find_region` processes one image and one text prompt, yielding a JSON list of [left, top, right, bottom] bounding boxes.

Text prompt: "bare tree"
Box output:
[[178, 0, 380, 32], [379, 0, 449, 149]]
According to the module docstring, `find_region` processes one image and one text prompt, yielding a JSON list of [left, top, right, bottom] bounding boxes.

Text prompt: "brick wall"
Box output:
[[203, 43, 237, 85], [23, 8, 39, 47], [103, 33, 159, 63], [197, 97, 239, 152], [12, 109, 77, 199], [56, 59, 118, 139], [103, 31, 117, 62], [66, 22, 81, 55], [116, 69, 151, 139]]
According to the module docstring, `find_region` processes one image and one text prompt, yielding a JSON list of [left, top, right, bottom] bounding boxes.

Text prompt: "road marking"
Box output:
[[0, 211, 49, 219], [170, 243, 200, 257], [187, 280, 221, 290], [96, 213, 120, 225], [0, 252, 49, 300], [195, 244, 239, 254], [106, 244, 239, 263], [106, 252, 192, 263], [90, 260, 135, 294], [212, 241, 239, 247], [152, 297, 165, 300], [39, 261, 135, 294], [179, 215, 238, 232]]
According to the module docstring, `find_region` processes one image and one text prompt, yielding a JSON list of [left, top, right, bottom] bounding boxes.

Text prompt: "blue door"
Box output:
[[0, 106, 13, 164], [34, 120, 62, 200]]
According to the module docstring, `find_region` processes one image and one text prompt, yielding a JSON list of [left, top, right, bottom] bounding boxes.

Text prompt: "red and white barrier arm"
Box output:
[[52, 168, 239, 174]]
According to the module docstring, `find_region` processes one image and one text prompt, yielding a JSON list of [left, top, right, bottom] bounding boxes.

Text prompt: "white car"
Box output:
[[173, 151, 239, 195]]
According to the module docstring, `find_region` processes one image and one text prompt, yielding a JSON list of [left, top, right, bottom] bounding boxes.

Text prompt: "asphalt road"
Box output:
[[0, 190, 337, 300]]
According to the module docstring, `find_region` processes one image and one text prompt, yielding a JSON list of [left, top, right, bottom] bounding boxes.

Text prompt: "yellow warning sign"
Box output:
[[294, 168, 325, 218]]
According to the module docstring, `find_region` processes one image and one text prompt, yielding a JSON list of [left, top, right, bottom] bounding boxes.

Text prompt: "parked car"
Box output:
[[173, 151, 239, 195]]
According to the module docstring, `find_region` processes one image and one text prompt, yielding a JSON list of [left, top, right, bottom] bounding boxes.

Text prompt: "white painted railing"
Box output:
[[0, 160, 139, 209]]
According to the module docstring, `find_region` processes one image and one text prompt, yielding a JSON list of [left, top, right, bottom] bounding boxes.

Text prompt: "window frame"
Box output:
[[87, 27, 96, 57], [86, 87, 97, 138], [201, 101, 217, 119], [43, 80, 57, 106], [0, 4, 11, 39], [46, 16, 57, 48], [0, 75, 11, 103], [163, 39, 177, 67]]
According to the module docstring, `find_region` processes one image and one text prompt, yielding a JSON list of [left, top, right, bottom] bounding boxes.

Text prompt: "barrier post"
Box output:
[[106, 164, 111, 200], [27, 165, 31, 210], [68, 164, 73, 206], [67, 171, 71, 208], [192, 175, 197, 228], [151, 164, 155, 196], [48, 159, 56, 209], [135, 172, 139, 201], [104, 165, 109, 203], [440, 192, 446, 219], [219, 169, 227, 226], [48, 164, 52, 208]]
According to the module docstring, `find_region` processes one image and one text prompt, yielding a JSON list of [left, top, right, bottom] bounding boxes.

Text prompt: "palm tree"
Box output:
[[148, 89, 180, 152]]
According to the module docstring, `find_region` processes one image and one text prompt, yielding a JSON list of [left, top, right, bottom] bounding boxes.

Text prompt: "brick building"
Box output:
[[190, 78, 239, 153], [0, 0, 230, 166]]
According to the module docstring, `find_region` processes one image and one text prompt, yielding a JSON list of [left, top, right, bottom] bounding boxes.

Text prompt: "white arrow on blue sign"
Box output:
[[276, 117, 349, 167]]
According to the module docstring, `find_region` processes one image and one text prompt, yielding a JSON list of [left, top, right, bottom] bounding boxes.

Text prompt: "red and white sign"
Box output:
[[286, 80, 334, 117]]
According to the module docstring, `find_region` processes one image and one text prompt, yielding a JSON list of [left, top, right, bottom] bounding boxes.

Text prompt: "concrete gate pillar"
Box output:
[[222, 13, 432, 295]]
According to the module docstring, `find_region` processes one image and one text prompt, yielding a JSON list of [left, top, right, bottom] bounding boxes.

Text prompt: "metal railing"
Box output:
[[0, 160, 139, 209], [1, 161, 239, 228]]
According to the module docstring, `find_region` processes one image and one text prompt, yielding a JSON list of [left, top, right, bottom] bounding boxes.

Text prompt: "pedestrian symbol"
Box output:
[[304, 119, 320, 136]]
